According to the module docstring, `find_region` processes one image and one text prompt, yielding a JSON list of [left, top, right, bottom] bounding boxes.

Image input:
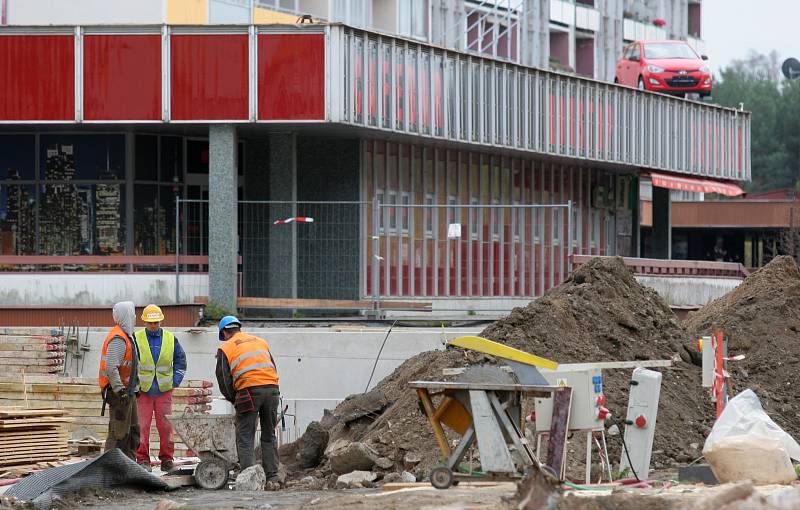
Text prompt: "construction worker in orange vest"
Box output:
[[215, 316, 281, 487], [98, 301, 140, 460]]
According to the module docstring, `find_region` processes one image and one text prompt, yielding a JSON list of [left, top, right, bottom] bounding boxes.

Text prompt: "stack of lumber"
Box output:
[[0, 333, 66, 375], [0, 377, 213, 458], [0, 407, 72, 467]]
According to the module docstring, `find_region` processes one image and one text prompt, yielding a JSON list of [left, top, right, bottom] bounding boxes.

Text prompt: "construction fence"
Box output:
[[175, 199, 575, 305]]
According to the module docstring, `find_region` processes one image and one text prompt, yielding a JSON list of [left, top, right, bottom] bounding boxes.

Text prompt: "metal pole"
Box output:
[[567, 200, 573, 273], [371, 198, 380, 313], [175, 197, 180, 304]]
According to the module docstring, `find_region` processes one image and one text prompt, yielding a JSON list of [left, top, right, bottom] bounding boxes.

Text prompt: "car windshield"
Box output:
[[644, 43, 698, 59]]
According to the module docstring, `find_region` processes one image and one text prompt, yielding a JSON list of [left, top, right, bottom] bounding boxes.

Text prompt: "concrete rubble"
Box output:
[[235, 465, 266, 491], [383, 471, 417, 484], [334, 470, 377, 489], [326, 441, 379, 475]]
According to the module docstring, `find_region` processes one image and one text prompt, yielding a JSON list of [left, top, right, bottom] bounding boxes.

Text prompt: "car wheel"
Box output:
[[638, 77, 646, 91]]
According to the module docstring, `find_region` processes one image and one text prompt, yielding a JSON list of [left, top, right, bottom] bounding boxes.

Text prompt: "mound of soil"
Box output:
[[288, 257, 715, 482], [479, 256, 713, 468], [685, 255, 800, 439]]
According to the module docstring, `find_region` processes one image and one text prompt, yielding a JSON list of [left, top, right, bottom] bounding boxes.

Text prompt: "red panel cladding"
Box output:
[[0, 35, 74, 120], [258, 34, 325, 121], [171, 34, 248, 120], [84, 35, 161, 121]]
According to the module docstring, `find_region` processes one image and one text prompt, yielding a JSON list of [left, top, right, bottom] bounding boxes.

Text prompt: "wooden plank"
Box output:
[[0, 344, 65, 352], [0, 408, 68, 417], [235, 296, 432, 310], [545, 387, 572, 480], [543, 360, 674, 371], [409, 381, 558, 395], [0, 338, 65, 344], [0, 419, 75, 429], [0, 359, 64, 366], [416, 388, 451, 458], [468, 390, 516, 474], [381, 481, 510, 492], [0, 351, 65, 359]]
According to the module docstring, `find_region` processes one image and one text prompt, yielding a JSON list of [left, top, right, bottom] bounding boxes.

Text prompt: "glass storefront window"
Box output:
[[135, 135, 158, 181], [39, 182, 125, 255], [0, 183, 36, 255], [40, 134, 125, 180], [0, 135, 35, 180]]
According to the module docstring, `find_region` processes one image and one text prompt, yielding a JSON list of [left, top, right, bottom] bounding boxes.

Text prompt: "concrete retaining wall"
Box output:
[[52, 326, 480, 443], [0, 274, 208, 306], [635, 276, 742, 307]]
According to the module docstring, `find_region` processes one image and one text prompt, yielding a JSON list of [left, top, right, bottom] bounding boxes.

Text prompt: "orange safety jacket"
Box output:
[[219, 332, 279, 391], [98, 325, 134, 391]]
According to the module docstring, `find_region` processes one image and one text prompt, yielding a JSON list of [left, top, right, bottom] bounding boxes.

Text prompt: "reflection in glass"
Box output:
[[0, 183, 36, 255]]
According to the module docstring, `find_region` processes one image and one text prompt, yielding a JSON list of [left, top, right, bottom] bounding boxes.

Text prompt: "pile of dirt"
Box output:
[[479, 256, 713, 468], [685, 255, 800, 439], [285, 257, 715, 483]]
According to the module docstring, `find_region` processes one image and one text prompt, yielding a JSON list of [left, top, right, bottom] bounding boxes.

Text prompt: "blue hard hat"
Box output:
[[218, 315, 242, 341]]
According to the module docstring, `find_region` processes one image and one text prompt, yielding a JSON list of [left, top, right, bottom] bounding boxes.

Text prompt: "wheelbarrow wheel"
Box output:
[[194, 458, 230, 490], [430, 466, 455, 490]]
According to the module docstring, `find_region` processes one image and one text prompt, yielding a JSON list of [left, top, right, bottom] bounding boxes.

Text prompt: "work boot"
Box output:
[[160, 460, 175, 473], [138, 462, 152, 472], [265, 480, 281, 491]]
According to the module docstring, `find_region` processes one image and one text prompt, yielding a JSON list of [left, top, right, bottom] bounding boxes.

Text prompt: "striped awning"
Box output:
[[649, 172, 745, 197]]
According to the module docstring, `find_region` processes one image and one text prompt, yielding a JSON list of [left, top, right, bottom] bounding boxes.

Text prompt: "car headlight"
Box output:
[[647, 65, 665, 73], [700, 65, 711, 73]]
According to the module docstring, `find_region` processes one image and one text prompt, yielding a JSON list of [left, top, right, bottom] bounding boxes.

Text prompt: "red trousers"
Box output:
[[136, 391, 175, 464]]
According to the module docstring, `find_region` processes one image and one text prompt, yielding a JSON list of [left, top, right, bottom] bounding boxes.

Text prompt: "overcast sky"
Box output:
[[703, 0, 800, 71]]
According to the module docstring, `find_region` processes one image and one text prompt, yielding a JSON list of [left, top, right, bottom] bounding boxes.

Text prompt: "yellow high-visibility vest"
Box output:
[[135, 328, 175, 393]]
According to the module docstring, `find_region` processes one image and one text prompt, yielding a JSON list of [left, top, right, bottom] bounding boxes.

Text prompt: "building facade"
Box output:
[[0, 0, 705, 82], [0, 21, 746, 312]]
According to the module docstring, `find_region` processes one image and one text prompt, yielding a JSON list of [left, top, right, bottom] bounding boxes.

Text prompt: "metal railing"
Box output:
[[370, 202, 573, 300], [572, 255, 750, 279], [329, 25, 751, 181]]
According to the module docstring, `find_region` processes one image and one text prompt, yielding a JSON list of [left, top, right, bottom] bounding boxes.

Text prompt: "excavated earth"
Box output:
[[282, 257, 716, 485], [282, 256, 800, 487], [685, 255, 800, 442]]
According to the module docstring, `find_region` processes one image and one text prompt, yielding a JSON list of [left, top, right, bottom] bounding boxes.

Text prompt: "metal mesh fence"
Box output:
[[177, 199, 572, 303], [177, 199, 368, 301]]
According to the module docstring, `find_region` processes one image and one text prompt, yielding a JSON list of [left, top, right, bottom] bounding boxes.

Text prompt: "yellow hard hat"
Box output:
[[141, 304, 165, 323]]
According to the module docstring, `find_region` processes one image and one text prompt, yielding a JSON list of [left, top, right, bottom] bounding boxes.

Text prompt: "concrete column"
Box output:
[[652, 186, 671, 259], [208, 124, 238, 312]]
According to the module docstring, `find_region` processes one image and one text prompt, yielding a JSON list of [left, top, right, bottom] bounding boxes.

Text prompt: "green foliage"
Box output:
[[714, 51, 800, 193], [795, 464, 800, 478], [611, 467, 631, 481], [203, 302, 232, 322]]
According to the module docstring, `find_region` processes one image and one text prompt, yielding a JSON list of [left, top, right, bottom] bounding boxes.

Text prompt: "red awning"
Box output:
[[649, 172, 745, 197]]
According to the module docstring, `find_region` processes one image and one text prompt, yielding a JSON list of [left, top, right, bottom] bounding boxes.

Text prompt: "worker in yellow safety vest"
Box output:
[[134, 304, 187, 473], [99, 301, 140, 460], [216, 315, 281, 487]]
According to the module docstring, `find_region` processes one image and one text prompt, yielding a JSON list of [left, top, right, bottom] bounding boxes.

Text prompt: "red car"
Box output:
[[615, 40, 712, 98]]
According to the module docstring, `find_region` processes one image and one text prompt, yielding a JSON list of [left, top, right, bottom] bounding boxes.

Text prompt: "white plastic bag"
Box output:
[[703, 389, 800, 485]]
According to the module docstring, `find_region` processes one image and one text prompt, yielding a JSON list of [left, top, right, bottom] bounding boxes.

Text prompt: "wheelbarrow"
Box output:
[[168, 410, 238, 490]]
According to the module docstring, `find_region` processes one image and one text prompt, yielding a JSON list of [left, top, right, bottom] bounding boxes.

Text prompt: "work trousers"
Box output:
[[104, 390, 140, 461], [136, 391, 175, 464], [235, 385, 280, 480]]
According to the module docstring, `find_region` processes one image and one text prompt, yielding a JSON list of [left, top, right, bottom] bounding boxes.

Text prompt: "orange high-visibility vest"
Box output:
[[98, 325, 134, 391], [219, 332, 279, 391]]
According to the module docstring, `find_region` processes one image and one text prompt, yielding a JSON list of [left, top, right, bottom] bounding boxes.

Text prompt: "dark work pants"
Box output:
[[235, 385, 280, 480], [104, 390, 140, 461]]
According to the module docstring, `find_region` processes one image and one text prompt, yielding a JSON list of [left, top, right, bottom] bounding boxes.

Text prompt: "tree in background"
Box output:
[[713, 50, 800, 192]]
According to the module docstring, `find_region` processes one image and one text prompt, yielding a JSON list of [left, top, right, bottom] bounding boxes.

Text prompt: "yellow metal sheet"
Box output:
[[449, 336, 558, 370], [439, 397, 471, 436]]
